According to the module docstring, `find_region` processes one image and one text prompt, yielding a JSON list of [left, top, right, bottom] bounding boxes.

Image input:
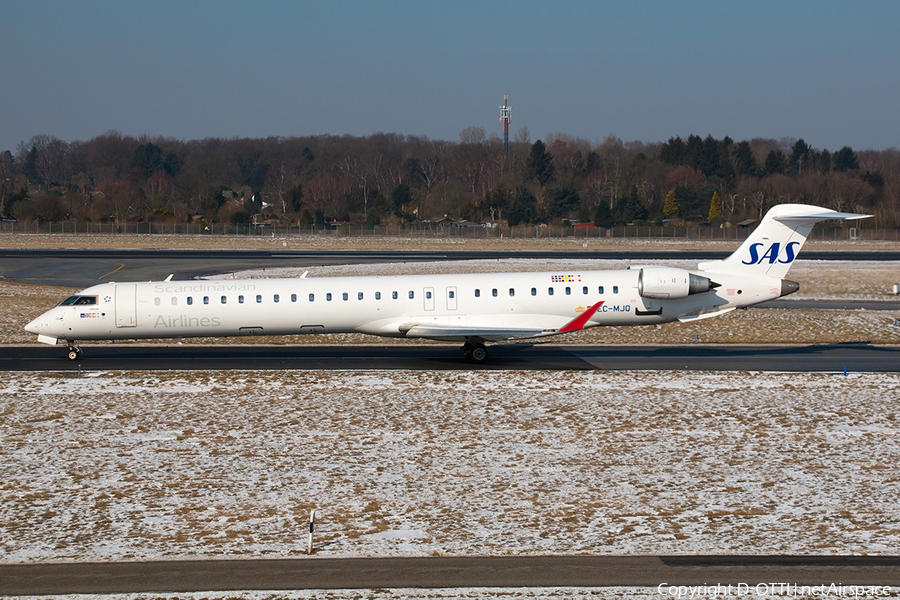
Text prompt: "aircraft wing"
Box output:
[[403, 325, 549, 342], [403, 302, 603, 343]]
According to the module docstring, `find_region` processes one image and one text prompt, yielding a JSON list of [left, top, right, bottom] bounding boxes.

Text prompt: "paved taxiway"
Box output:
[[2, 555, 898, 595], [4, 343, 899, 371]]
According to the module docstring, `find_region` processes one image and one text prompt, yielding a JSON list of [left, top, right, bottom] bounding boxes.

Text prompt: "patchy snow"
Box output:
[[2, 370, 899, 565]]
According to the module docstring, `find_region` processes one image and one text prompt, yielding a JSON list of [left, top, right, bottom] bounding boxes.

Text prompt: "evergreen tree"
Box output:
[[708, 191, 722, 221], [526, 140, 554, 185], [287, 184, 303, 212], [619, 187, 647, 222], [833, 146, 859, 171], [685, 135, 704, 171], [507, 187, 536, 226], [663, 190, 679, 218], [733, 141, 758, 177], [314, 208, 325, 229], [592, 200, 614, 228], [132, 143, 163, 179], [698, 135, 721, 178], [544, 185, 580, 219], [390, 183, 412, 216], [659, 136, 686, 165], [764, 150, 786, 175], [789, 139, 811, 175], [23, 146, 40, 185]]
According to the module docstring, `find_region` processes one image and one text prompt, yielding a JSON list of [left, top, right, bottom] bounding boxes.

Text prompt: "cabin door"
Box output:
[[115, 284, 137, 328], [423, 287, 435, 311]]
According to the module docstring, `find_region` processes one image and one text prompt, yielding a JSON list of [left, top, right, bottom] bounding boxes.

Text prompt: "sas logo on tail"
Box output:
[[742, 241, 800, 265]]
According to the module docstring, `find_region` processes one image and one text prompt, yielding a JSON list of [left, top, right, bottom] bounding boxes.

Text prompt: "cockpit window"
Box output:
[[59, 295, 97, 306]]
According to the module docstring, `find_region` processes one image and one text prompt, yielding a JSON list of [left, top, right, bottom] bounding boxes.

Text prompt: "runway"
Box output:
[[1, 555, 898, 595], [4, 342, 899, 372]]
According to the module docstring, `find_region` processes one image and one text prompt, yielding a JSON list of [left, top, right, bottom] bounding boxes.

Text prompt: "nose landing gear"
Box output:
[[65, 341, 82, 361]]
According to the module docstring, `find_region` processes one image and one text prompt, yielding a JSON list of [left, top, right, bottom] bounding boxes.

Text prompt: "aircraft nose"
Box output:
[[24, 316, 43, 334], [25, 312, 55, 334]]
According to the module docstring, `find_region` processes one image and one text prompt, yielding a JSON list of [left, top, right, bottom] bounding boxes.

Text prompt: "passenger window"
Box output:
[[291, 294, 297, 302], [475, 289, 481, 298], [565, 287, 571, 295], [221, 296, 227, 304], [531, 288, 536, 296], [492, 289, 498, 297], [171, 297, 177, 306], [548, 288, 554, 296], [238, 295, 244, 304], [342, 292, 348, 301], [426, 291, 432, 299], [392, 291, 398, 300], [613, 286, 619, 294], [187, 297, 193, 306], [274, 294, 280, 303], [203, 296, 209, 305], [583, 286, 588, 295], [509, 288, 515, 297], [409, 291, 415, 299], [256, 294, 262, 303], [599, 286, 605, 294], [154, 297, 161, 306], [449, 290, 455, 299], [309, 293, 315, 302], [375, 291, 381, 300], [327, 293, 332, 301]]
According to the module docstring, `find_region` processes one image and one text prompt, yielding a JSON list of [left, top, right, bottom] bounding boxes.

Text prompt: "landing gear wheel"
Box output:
[[468, 344, 488, 363], [65, 341, 82, 361]]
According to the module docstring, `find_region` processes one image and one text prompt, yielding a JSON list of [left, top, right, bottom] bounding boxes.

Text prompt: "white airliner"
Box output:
[[25, 204, 869, 362]]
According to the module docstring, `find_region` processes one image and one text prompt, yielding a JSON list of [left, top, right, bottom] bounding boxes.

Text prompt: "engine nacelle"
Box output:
[[638, 267, 717, 300]]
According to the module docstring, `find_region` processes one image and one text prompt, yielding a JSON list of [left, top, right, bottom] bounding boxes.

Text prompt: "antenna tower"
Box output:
[[499, 94, 511, 152]]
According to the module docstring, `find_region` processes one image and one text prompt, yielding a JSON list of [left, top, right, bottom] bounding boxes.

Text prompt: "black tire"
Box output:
[[469, 344, 488, 363], [67, 350, 79, 361]]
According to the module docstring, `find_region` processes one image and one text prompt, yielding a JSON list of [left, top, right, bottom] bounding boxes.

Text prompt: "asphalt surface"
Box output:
[[4, 343, 899, 372], [2, 555, 898, 595]]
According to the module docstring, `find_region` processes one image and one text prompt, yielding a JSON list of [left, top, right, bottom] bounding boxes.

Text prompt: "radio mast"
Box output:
[[499, 94, 511, 152]]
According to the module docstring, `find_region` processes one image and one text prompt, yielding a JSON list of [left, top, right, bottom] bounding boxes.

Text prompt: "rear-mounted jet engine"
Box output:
[[637, 267, 719, 300]]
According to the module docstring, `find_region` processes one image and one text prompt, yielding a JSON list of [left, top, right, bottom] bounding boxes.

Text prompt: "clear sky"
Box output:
[[2, 1, 898, 154]]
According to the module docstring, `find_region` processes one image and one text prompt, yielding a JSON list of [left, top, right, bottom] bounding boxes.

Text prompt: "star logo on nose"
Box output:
[[104, 296, 111, 303]]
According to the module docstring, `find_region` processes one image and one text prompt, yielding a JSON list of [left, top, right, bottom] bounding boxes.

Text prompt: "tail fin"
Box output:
[[698, 204, 870, 278]]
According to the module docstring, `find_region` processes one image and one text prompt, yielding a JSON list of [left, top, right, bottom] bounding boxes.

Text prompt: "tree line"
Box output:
[[1, 128, 898, 230]]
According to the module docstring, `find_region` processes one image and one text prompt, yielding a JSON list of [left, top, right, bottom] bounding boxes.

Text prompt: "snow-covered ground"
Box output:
[[3, 369, 899, 565]]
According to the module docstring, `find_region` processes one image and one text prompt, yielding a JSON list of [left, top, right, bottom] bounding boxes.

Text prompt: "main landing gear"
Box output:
[[65, 341, 82, 361], [462, 341, 488, 363]]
